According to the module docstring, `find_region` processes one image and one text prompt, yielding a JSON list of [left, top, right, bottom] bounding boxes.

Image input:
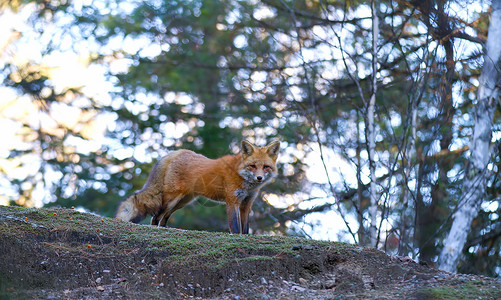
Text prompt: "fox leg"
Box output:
[[157, 211, 171, 227], [239, 195, 257, 234], [151, 212, 163, 226], [239, 204, 251, 234], [157, 195, 194, 227], [227, 204, 242, 234], [150, 194, 182, 226], [152, 208, 171, 227]]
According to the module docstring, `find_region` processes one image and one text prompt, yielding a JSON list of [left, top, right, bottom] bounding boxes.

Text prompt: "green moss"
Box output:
[[0, 206, 356, 272], [240, 255, 275, 262], [4, 206, 501, 300], [418, 281, 501, 299]]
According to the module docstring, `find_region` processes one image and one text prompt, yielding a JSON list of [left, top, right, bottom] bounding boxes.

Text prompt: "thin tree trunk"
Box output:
[[399, 107, 417, 256], [368, 0, 379, 248], [437, 0, 501, 273], [356, 110, 366, 246]]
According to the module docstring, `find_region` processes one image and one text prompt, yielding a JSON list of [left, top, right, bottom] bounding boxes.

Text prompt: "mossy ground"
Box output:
[[1, 206, 500, 299], [417, 280, 501, 300]]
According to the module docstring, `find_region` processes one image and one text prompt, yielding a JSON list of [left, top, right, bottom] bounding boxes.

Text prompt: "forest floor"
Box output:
[[1, 206, 500, 299]]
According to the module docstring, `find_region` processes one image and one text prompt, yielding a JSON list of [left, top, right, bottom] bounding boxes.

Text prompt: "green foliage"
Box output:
[[1, 0, 500, 277]]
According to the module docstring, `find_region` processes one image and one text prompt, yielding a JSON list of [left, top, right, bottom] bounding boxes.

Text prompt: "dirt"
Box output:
[[0, 206, 500, 299]]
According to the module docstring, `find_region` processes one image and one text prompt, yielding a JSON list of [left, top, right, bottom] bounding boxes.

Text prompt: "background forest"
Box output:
[[0, 0, 500, 276]]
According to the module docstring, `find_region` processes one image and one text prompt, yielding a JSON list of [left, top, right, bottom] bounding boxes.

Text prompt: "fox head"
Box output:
[[239, 140, 280, 185]]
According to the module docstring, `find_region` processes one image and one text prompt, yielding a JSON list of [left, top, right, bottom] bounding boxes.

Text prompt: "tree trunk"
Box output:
[[437, 0, 501, 273], [399, 107, 417, 256], [368, 0, 379, 248], [357, 111, 367, 246]]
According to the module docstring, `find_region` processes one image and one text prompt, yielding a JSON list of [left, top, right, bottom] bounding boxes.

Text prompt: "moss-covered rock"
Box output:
[[1, 206, 499, 299]]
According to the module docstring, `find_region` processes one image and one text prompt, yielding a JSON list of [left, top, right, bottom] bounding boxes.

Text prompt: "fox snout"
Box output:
[[252, 170, 274, 183], [239, 168, 274, 185], [255, 172, 271, 182]]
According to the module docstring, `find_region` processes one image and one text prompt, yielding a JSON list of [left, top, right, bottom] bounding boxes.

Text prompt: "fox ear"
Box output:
[[241, 140, 255, 160], [266, 141, 280, 161]]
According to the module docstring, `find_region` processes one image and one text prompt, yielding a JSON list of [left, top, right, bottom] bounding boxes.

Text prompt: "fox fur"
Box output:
[[116, 140, 280, 234]]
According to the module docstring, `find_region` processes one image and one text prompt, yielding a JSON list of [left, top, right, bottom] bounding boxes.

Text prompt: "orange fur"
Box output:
[[116, 140, 280, 234]]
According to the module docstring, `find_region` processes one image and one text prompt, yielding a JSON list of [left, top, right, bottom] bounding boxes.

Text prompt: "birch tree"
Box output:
[[438, 0, 501, 273], [368, 0, 379, 248]]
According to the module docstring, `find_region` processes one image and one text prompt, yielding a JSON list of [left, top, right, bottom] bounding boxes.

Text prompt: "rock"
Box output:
[[291, 285, 306, 292], [325, 279, 336, 289], [292, 245, 315, 251], [259, 293, 270, 300]]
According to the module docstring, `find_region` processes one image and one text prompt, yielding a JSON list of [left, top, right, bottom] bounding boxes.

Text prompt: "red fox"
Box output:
[[116, 140, 280, 234]]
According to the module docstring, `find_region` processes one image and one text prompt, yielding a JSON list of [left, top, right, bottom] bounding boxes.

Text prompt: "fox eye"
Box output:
[[248, 164, 257, 170], [263, 165, 272, 171]]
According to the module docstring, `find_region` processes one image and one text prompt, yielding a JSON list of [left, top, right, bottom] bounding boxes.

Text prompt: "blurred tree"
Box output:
[[1, 0, 314, 233], [1, 0, 500, 276], [260, 0, 499, 273], [71, 0, 313, 232], [438, 0, 501, 273], [0, 1, 109, 210]]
